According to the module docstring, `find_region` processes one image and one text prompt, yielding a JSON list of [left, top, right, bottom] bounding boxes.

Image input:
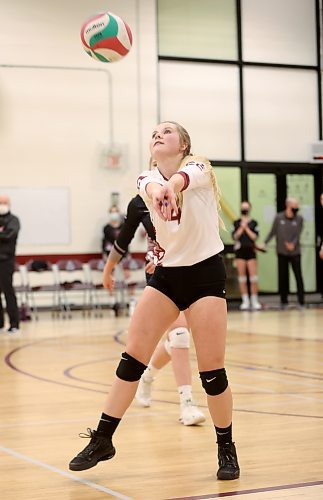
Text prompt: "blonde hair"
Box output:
[[156, 122, 224, 228], [177, 154, 225, 229]]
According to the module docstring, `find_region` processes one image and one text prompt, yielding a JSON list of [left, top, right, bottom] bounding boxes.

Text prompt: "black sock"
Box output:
[[215, 423, 232, 445], [97, 413, 121, 438]]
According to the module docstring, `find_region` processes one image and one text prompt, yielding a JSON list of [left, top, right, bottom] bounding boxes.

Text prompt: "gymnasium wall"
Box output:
[[0, 0, 158, 255], [0, 0, 321, 291]]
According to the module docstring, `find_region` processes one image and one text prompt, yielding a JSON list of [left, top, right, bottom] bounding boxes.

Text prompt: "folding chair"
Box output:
[[86, 258, 129, 316], [55, 259, 94, 316], [86, 258, 107, 316], [25, 260, 62, 319]]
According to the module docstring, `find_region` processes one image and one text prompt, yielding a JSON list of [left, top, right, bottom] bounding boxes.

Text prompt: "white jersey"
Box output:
[[137, 158, 224, 266]]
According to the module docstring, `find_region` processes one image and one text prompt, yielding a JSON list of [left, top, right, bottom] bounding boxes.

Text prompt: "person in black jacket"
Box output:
[[232, 201, 262, 310], [102, 194, 205, 426], [0, 195, 20, 333]]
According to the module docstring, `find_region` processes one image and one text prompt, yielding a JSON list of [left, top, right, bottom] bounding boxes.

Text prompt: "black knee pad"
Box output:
[[199, 368, 228, 396], [116, 352, 147, 382]]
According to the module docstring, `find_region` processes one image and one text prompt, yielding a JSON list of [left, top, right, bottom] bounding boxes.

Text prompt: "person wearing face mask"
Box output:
[[232, 201, 261, 310], [0, 195, 21, 333], [261, 197, 305, 309], [102, 205, 124, 259]]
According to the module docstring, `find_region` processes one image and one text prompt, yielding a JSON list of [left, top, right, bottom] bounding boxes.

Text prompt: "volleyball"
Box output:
[[80, 12, 133, 63]]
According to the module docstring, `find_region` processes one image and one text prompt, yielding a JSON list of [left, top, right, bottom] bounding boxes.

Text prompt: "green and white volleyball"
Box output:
[[80, 12, 133, 63]]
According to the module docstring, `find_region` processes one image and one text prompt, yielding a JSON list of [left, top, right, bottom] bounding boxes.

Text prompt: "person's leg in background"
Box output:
[[235, 258, 250, 310], [290, 255, 305, 307], [136, 310, 205, 425], [0, 260, 19, 332], [246, 258, 262, 310], [278, 254, 289, 308]]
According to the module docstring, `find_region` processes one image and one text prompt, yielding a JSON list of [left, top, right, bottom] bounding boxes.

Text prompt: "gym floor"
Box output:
[[0, 305, 322, 499]]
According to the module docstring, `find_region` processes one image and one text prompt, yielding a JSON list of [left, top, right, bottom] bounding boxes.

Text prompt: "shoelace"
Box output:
[[77, 428, 100, 456], [79, 428, 95, 439]]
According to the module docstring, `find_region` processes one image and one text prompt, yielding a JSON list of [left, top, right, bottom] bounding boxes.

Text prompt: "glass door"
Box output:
[[248, 172, 317, 294], [248, 173, 278, 292]]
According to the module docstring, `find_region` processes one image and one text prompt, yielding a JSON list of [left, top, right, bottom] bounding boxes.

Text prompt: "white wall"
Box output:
[[242, 0, 317, 65], [0, 0, 158, 255], [0, 0, 321, 258]]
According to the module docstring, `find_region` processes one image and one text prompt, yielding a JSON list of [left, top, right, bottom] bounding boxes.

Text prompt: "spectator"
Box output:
[[262, 197, 305, 309], [232, 201, 261, 310], [0, 195, 21, 333]]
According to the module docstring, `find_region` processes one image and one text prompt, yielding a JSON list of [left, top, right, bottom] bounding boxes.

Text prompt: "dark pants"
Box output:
[[319, 255, 323, 297], [278, 254, 304, 305], [0, 259, 19, 328]]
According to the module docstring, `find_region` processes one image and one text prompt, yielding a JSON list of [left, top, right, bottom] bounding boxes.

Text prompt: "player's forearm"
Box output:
[[167, 173, 185, 193], [106, 246, 122, 268]]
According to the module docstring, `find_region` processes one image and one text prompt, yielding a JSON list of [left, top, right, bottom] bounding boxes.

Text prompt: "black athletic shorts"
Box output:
[[147, 253, 226, 311], [235, 247, 256, 260]]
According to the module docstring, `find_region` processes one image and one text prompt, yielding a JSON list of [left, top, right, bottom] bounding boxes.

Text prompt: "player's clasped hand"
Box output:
[[152, 184, 178, 221]]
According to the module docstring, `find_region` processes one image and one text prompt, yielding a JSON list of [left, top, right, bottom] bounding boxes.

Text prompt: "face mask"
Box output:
[[291, 208, 299, 215], [109, 213, 120, 222], [241, 209, 249, 215], [0, 204, 9, 215]]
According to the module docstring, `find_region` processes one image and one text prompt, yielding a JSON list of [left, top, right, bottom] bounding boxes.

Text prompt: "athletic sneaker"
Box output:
[[69, 428, 116, 471], [179, 401, 206, 426], [135, 376, 153, 407], [217, 442, 240, 480], [250, 296, 262, 311], [239, 301, 250, 311], [7, 327, 20, 334]]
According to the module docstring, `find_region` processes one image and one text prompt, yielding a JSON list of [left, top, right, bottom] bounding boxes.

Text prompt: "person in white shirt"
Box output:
[[69, 121, 240, 481]]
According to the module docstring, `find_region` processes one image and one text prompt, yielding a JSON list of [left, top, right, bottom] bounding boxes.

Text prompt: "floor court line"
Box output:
[[0, 444, 133, 500], [168, 480, 323, 499], [6, 345, 323, 419], [235, 368, 323, 391]]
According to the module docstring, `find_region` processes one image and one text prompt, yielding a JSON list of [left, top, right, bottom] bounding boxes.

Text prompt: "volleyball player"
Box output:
[[69, 121, 240, 481]]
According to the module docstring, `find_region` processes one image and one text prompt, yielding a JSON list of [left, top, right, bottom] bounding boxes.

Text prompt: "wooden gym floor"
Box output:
[[0, 306, 322, 499]]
